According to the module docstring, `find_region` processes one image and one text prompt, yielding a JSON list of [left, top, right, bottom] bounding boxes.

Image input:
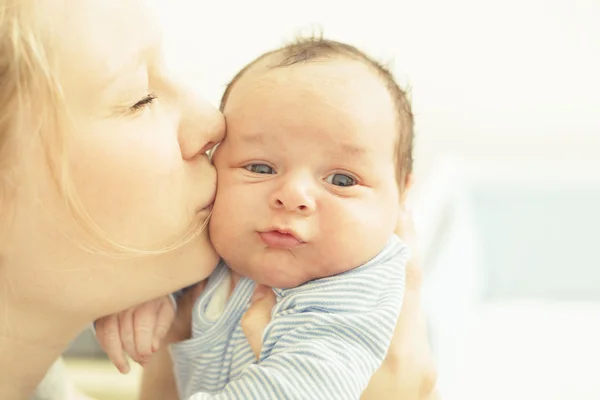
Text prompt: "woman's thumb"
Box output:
[[241, 285, 276, 360]]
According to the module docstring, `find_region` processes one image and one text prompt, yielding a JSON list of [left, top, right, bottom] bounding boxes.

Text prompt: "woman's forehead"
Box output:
[[46, 0, 160, 90]]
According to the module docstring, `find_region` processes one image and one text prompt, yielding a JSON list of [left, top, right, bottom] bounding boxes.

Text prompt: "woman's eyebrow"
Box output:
[[100, 47, 152, 90]]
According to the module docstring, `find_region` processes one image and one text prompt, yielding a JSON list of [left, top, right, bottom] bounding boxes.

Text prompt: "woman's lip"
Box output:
[[197, 192, 217, 214], [200, 141, 218, 155], [195, 202, 213, 221], [199, 203, 213, 212], [258, 230, 305, 249]]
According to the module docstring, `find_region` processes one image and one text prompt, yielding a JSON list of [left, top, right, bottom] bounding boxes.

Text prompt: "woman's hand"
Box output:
[[240, 208, 439, 400], [360, 208, 438, 399]]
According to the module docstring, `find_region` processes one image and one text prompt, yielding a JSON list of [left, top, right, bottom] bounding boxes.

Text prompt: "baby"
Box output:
[[96, 37, 415, 400]]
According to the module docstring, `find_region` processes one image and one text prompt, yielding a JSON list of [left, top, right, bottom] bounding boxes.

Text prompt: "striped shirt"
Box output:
[[170, 234, 408, 400]]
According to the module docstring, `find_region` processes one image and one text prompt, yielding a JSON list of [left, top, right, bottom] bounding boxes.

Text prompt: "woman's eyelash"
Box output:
[[130, 93, 157, 111]]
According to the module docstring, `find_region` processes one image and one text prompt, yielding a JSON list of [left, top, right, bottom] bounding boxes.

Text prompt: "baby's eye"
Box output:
[[325, 173, 356, 187], [245, 164, 275, 174]]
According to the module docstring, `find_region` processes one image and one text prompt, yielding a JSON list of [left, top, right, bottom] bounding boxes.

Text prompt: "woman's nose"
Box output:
[[178, 92, 225, 161]]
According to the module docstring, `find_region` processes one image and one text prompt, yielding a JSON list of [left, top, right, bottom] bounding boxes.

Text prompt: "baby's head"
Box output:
[[209, 37, 413, 288]]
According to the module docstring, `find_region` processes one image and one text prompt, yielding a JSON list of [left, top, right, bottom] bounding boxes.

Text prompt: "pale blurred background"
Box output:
[[61, 0, 600, 399]]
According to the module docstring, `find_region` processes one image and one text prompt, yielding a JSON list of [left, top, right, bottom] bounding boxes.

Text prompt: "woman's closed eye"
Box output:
[[244, 164, 275, 174], [130, 93, 157, 112], [325, 173, 357, 187]]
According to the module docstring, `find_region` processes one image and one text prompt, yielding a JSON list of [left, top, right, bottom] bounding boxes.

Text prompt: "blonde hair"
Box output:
[[0, 1, 206, 257]]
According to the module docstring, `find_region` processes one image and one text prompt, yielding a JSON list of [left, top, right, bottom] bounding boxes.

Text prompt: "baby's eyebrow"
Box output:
[[337, 142, 366, 157], [236, 131, 368, 157], [238, 131, 266, 145]]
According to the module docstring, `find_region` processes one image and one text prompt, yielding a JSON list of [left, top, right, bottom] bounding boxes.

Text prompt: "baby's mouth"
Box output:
[[258, 230, 305, 249]]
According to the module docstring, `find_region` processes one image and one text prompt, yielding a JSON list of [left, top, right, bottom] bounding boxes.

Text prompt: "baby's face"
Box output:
[[209, 60, 400, 288]]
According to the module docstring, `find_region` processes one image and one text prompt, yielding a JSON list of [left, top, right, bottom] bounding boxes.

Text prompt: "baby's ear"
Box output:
[[400, 173, 413, 206], [404, 173, 413, 191]]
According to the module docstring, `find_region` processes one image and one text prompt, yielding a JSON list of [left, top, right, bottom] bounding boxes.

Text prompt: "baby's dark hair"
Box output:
[[220, 36, 414, 192]]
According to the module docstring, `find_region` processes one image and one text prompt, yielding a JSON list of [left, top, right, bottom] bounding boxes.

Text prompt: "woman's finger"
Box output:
[[372, 205, 438, 399], [393, 267, 437, 397], [241, 285, 276, 359]]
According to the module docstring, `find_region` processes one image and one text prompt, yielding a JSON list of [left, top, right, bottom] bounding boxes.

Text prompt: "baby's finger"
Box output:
[[119, 308, 138, 366], [152, 299, 176, 352], [133, 303, 158, 361], [96, 315, 129, 374], [241, 285, 276, 360]]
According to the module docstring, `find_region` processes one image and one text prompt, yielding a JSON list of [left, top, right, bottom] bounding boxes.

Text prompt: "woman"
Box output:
[[0, 0, 436, 399]]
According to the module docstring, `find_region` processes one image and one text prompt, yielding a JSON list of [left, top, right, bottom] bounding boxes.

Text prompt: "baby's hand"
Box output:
[[95, 296, 175, 374]]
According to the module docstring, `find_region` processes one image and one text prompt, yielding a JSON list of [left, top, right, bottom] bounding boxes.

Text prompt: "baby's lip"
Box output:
[[264, 226, 304, 241], [258, 228, 305, 249]]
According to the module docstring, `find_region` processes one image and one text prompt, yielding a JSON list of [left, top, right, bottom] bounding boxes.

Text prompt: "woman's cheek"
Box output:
[[67, 126, 188, 246]]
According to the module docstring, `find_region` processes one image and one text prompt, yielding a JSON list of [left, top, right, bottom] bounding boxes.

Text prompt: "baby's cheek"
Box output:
[[208, 192, 239, 257], [208, 200, 226, 242]]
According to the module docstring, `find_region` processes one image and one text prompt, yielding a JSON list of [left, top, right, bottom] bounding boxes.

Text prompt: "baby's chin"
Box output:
[[227, 262, 314, 289], [217, 239, 368, 289], [236, 259, 352, 289]]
